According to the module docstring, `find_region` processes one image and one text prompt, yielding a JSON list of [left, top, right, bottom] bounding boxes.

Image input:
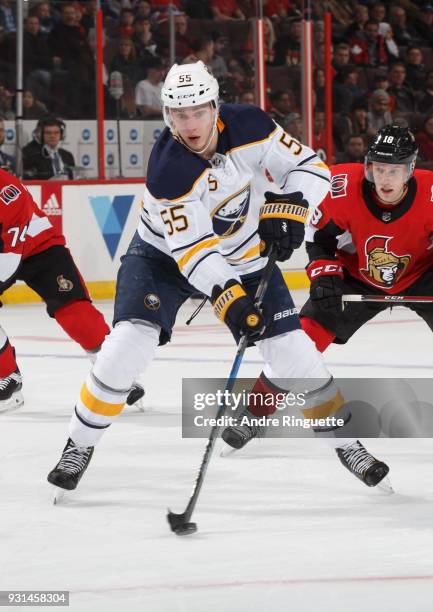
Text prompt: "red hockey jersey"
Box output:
[[306, 163, 433, 294], [0, 169, 65, 284]]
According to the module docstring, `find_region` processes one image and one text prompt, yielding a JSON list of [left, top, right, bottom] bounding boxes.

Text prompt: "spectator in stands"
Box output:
[[135, 56, 164, 118], [416, 114, 433, 160], [336, 133, 368, 163], [211, 0, 246, 20], [23, 15, 54, 105], [332, 43, 352, 70], [389, 5, 415, 47], [134, 1, 154, 21], [209, 33, 229, 78], [283, 111, 302, 140], [48, 2, 95, 117], [405, 46, 427, 91], [264, 0, 292, 21], [118, 8, 135, 38], [132, 17, 157, 62], [367, 88, 393, 133], [239, 41, 255, 76], [414, 3, 433, 46], [274, 17, 302, 66], [370, 2, 387, 26], [0, 85, 14, 120], [387, 61, 417, 112], [334, 99, 370, 150], [263, 17, 276, 64], [344, 4, 369, 41], [81, 0, 97, 32], [0, 118, 15, 173], [184, 0, 213, 19], [0, 0, 16, 33], [29, 2, 57, 35], [418, 69, 433, 113], [350, 19, 389, 67], [22, 89, 49, 120], [110, 38, 142, 85], [239, 90, 255, 104], [269, 89, 294, 127], [173, 13, 192, 61], [380, 23, 399, 60], [333, 66, 364, 114], [22, 117, 75, 180], [183, 36, 215, 69]]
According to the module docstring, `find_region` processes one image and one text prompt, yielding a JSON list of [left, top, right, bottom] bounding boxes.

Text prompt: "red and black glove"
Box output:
[[258, 191, 309, 261], [306, 259, 344, 311], [211, 279, 265, 340]]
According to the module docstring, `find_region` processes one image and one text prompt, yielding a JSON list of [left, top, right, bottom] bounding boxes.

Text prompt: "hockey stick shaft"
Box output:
[[343, 294, 433, 303], [174, 249, 278, 524]]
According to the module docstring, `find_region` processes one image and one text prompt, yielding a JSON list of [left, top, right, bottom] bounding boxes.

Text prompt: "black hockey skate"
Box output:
[[336, 440, 389, 487], [126, 382, 145, 406], [221, 409, 265, 450], [47, 438, 94, 491], [0, 368, 24, 413]]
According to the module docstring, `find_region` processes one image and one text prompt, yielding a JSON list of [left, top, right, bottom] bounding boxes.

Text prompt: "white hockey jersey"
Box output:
[[139, 104, 330, 296]]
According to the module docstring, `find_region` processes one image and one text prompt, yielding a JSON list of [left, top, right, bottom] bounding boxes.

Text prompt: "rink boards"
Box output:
[[3, 180, 309, 304]]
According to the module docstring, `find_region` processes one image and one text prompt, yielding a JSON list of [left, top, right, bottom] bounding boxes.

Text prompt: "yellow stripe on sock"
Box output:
[[301, 390, 345, 420], [80, 384, 125, 417]]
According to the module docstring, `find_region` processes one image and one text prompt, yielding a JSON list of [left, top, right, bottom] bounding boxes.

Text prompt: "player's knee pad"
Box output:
[[259, 329, 330, 381], [93, 320, 159, 390], [54, 300, 110, 351]]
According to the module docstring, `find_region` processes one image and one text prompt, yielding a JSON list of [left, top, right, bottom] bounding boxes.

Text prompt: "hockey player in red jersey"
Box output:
[[300, 125, 432, 353], [0, 169, 143, 411], [223, 125, 428, 485]]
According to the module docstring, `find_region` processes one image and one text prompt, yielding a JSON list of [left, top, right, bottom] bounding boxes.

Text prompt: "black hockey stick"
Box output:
[[343, 294, 433, 303], [167, 247, 278, 536]]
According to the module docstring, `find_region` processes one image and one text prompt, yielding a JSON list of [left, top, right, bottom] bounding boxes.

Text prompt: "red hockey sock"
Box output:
[[54, 300, 110, 351], [0, 340, 18, 377], [247, 373, 282, 418], [300, 317, 335, 352]]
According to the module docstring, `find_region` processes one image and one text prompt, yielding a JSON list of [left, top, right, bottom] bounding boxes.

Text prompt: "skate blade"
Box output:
[[0, 392, 24, 414], [53, 488, 66, 505], [220, 445, 237, 458], [376, 476, 394, 495]]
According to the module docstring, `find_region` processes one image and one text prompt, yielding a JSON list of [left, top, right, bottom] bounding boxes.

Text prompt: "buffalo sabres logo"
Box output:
[[144, 293, 161, 310], [57, 275, 73, 292], [361, 236, 410, 288], [211, 183, 250, 238]]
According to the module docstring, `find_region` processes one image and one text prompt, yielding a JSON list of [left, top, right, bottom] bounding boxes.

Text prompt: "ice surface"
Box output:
[[1, 291, 433, 611]]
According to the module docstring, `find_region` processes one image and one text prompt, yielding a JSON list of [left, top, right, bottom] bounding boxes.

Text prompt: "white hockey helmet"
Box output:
[[161, 61, 219, 127]]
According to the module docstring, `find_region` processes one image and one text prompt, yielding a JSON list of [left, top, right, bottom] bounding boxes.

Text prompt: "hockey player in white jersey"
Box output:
[[47, 61, 388, 492]]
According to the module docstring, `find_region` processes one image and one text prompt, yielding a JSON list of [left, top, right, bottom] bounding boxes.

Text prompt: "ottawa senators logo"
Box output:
[[361, 236, 410, 288], [211, 183, 250, 238], [57, 275, 74, 292]]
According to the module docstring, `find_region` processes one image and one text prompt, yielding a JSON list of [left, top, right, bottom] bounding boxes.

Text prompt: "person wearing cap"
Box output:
[[367, 89, 393, 134], [135, 57, 165, 118], [414, 3, 433, 45], [48, 60, 374, 495]]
